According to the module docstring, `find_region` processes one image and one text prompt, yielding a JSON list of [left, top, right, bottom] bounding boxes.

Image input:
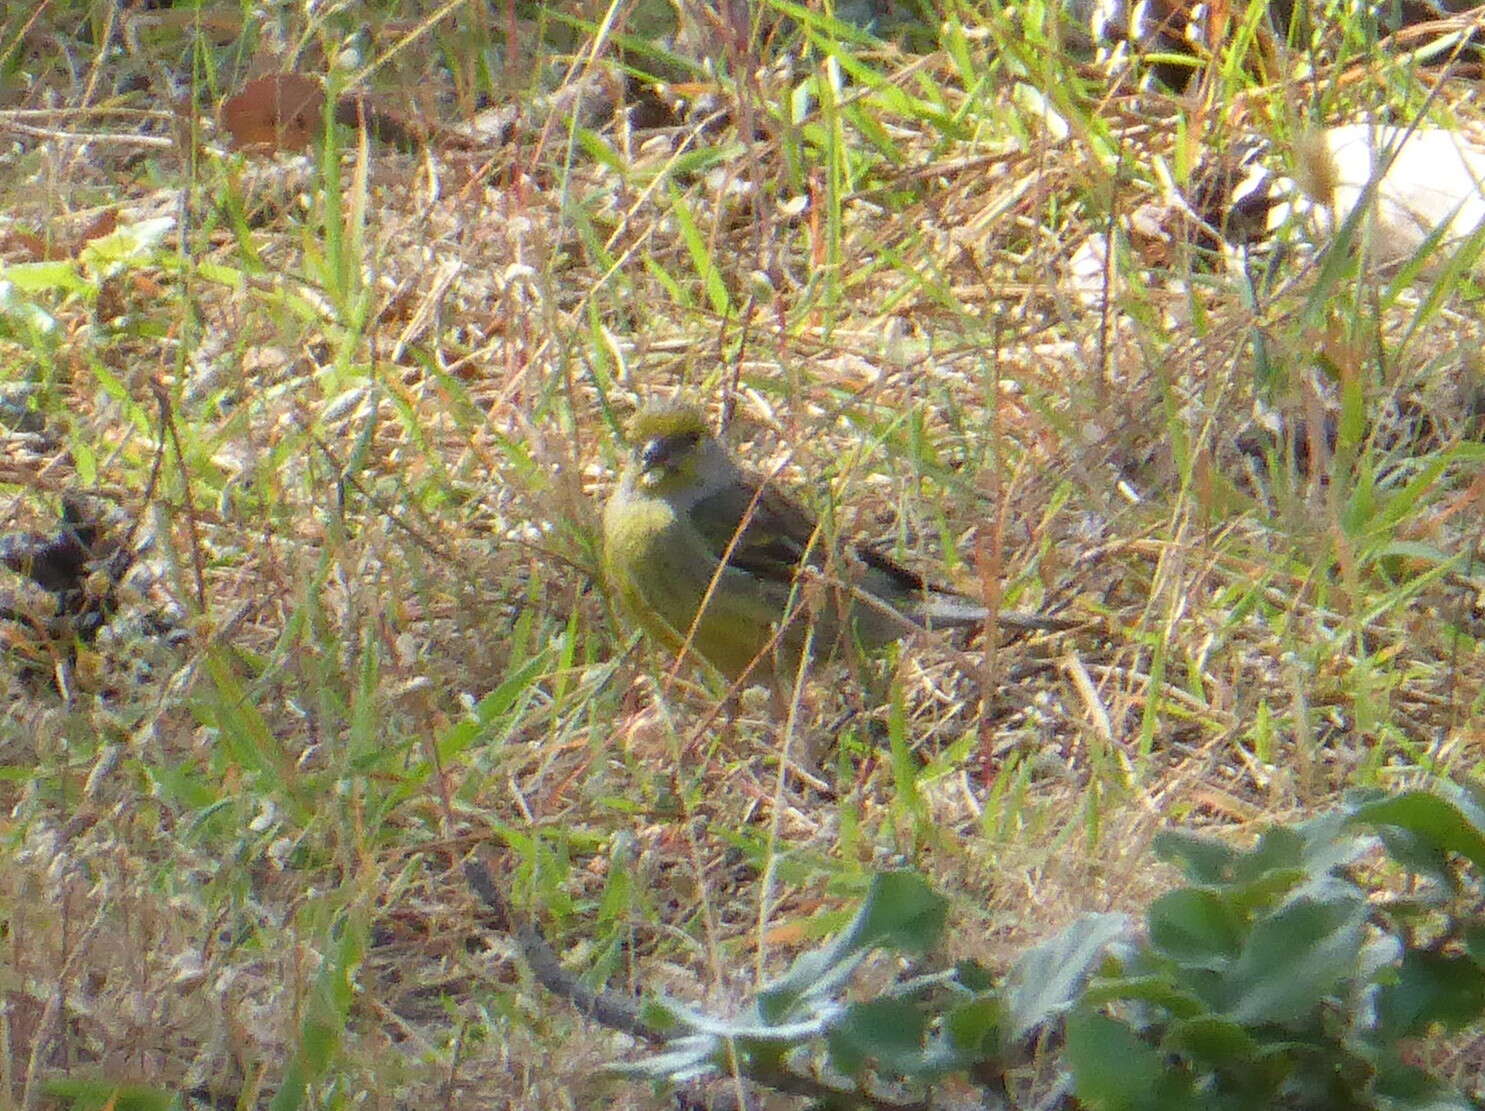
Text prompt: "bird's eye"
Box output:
[[639, 430, 701, 472]]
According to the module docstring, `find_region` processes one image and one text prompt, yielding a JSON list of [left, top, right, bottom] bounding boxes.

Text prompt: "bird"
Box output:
[[601, 399, 1067, 686]]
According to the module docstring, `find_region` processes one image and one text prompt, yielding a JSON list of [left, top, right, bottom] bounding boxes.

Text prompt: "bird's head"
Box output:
[[623, 401, 729, 498]]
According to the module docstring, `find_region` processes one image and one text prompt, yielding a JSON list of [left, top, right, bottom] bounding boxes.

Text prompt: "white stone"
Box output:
[[1311, 124, 1485, 273]]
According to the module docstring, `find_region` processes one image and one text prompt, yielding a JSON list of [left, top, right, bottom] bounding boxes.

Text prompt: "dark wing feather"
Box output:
[[851, 542, 930, 594], [694, 472, 939, 601], [690, 474, 824, 581]]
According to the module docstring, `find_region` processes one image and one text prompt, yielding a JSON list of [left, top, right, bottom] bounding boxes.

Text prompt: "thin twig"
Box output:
[[463, 854, 658, 1042], [0, 121, 173, 148]]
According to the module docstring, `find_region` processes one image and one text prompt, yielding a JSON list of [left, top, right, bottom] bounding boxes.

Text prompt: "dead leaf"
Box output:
[[221, 73, 327, 152], [77, 208, 119, 246]]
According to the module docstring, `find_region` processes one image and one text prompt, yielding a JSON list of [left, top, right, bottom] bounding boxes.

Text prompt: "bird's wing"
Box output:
[[692, 483, 1078, 635], [690, 475, 824, 584], [694, 474, 941, 600], [852, 541, 929, 594]]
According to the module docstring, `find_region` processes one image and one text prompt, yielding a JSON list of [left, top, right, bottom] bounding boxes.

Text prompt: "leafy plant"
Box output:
[[617, 785, 1485, 1109]]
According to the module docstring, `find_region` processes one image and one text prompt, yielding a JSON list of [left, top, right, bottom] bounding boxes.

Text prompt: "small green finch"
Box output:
[[602, 400, 1063, 685]]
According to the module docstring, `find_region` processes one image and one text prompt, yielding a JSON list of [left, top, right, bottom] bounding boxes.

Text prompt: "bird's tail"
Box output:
[[915, 595, 1075, 633]]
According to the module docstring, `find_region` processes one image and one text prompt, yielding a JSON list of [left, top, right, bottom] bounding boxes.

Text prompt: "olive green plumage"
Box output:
[[602, 400, 1058, 684]]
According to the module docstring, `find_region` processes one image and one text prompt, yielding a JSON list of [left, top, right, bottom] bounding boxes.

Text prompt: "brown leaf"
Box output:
[[221, 73, 327, 152], [0, 229, 56, 262], [0, 210, 118, 263], [77, 208, 119, 246]]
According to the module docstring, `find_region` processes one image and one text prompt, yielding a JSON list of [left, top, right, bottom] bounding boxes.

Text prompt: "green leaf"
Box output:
[[757, 872, 945, 1023], [42, 1080, 180, 1111], [1374, 824, 1456, 890], [0, 260, 88, 294], [1377, 951, 1485, 1037], [1465, 924, 1485, 969], [1231, 810, 1361, 886], [1153, 829, 1238, 884], [1005, 913, 1134, 1041], [199, 648, 310, 820], [953, 958, 995, 993], [73, 438, 98, 485], [1232, 824, 1305, 878], [850, 870, 947, 953], [666, 183, 731, 317], [79, 216, 174, 266], [638, 997, 686, 1032], [941, 994, 1006, 1061], [1366, 539, 1454, 567], [1066, 1012, 1167, 1110], [0, 280, 62, 350], [1351, 789, 1485, 875], [1373, 1040, 1477, 1109], [827, 999, 928, 1078], [1225, 887, 1367, 1024], [1148, 889, 1243, 966], [1162, 1014, 1259, 1066], [1219, 867, 1310, 916], [1082, 974, 1207, 1018]]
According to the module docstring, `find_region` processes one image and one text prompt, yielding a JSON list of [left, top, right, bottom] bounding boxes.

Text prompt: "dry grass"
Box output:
[[0, 1, 1481, 1107]]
